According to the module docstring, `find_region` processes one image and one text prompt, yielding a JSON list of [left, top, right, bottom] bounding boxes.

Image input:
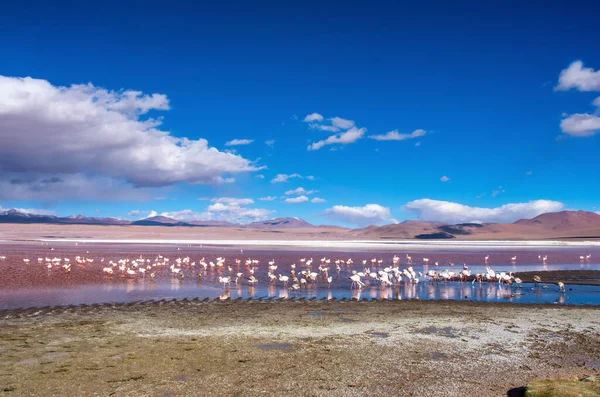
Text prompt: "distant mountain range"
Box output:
[[0, 210, 315, 229], [350, 210, 600, 240], [2, 208, 600, 239]]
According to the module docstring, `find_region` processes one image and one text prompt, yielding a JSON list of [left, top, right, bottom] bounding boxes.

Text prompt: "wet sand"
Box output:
[[515, 270, 600, 286], [1, 300, 599, 396]]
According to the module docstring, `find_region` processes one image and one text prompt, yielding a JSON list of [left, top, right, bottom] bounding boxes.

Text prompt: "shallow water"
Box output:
[[1, 241, 599, 309]]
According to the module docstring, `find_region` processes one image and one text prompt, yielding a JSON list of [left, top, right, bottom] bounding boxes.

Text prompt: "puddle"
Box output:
[[309, 311, 324, 317], [41, 352, 68, 361], [369, 331, 390, 338], [14, 358, 37, 365], [419, 326, 461, 337], [253, 343, 293, 351]]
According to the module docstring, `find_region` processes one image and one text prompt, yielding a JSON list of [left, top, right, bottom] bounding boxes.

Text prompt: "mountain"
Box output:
[[351, 220, 446, 239], [356, 210, 600, 240], [0, 209, 58, 224], [2, 208, 600, 239], [0, 209, 129, 225], [245, 217, 314, 228], [187, 220, 237, 227], [515, 210, 600, 231], [131, 216, 180, 226]]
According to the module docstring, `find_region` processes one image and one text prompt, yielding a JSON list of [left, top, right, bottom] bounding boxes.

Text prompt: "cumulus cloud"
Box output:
[[0, 173, 156, 201], [556, 61, 600, 137], [440, 176, 450, 182], [271, 173, 305, 183], [0, 75, 261, 199], [304, 112, 423, 151], [225, 139, 254, 146], [330, 117, 355, 130], [284, 187, 316, 196], [555, 61, 600, 92], [210, 197, 254, 206], [308, 127, 366, 151], [402, 199, 564, 224], [146, 197, 273, 224], [311, 197, 326, 203], [323, 204, 393, 227], [560, 112, 600, 136], [303, 113, 324, 123], [284, 195, 309, 203], [369, 129, 426, 141]]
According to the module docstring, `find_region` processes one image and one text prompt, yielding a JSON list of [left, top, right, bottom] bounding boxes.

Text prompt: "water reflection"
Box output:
[[2, 279, 600, 310]]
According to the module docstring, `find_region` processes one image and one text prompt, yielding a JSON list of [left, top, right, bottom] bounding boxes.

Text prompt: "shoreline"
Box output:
[[1, 299, 599, 396], [25, 238, 600, 250]]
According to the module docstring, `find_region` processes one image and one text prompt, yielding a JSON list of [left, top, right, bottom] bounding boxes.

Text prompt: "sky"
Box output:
[[0, 0, 599, 227]]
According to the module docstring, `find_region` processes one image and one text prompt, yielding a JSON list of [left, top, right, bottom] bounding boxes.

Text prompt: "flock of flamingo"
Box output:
[[1, 250, 593, 297]]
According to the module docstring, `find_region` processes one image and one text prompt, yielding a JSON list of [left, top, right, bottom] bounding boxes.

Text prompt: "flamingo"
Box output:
[[218, 276, 231, 287], [278, 274, 289, 286], [350, 274, 365, 289]]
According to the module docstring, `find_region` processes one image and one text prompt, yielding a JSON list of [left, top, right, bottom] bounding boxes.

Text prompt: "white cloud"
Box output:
[[210, 197, 254, 206], [265, 139, 276, 147], [369, 129, 426, 141], [128, 209, 157, 219], [213, 176, 235, 184], [259, 196, 277, 201], [284, 187, 316, 195], [159, 209, 211, 221], [255, 174, 265, 179], [330, 117, 355, 130], [0, 75, 261, 196], [308, 127, 366, 151], [306, 175, 315, 181], [556, 62, 600, 137], [271, 173, 304, 183], [303, 113, 324, 122], [311, 197, 326, 203], [285, 195, 309, 203], [323, 204, 393, 227], [150, 196, 273, 224], [0, 173, 156, 201], [525, 171, 533, 176], [402, 199, 564, 224], [225, 138, 254, 146], [440, 176, 450, 182], [555, 60, 600, 92], [560, 113, 600, 136], [415, 141, 421, 147]]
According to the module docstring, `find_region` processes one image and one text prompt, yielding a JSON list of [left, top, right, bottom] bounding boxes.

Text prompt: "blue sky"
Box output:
[[0, 0, 599, 226]]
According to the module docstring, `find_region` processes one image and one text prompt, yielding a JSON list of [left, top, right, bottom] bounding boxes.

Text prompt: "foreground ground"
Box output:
[[1, 300, 599, 396]]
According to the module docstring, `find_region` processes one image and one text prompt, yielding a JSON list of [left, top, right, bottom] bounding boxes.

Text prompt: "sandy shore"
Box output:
[[1, 300, 599, 396]]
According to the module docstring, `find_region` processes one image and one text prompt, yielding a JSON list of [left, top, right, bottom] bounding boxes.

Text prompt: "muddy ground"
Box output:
[[1, 300, 599, 396], [515, 270, 600, 286]]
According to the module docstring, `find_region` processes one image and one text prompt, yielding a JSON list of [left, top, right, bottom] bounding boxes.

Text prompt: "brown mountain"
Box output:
[[245, 217, 314, 228], [356, 211, 600, 240], [515, 210, 600, 231]]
